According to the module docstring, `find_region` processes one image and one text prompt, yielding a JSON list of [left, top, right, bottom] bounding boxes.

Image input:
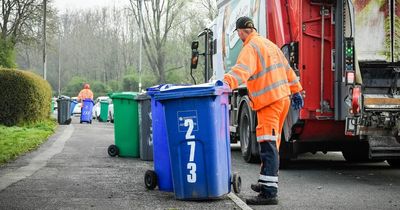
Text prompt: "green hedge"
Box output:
[[0, 68, 52, 126]]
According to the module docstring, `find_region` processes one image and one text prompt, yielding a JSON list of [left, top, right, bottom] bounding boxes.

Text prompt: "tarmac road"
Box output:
[[234, 147, 400, 209], [0, 116, 399, 209]]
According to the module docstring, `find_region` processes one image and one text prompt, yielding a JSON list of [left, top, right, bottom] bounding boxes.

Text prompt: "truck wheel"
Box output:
[[144, 170, 157, 190], [108, 145, 119, 157], [279, 135, 292, 169], [342, 142, 370, 162], [387, 160, 400, 168], [239, 102, 259, 163]]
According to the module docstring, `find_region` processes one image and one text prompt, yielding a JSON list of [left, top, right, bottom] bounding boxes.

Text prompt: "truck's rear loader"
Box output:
[[191, 0, 400, 167]]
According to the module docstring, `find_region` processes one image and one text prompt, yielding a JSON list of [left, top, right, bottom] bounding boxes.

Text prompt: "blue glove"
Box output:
[[291, 92, 304, 110]]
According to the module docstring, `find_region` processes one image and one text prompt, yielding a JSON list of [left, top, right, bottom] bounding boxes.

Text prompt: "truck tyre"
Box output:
[[342, 142, 370, 162], [279, 134, 292, 169], [239, 102, 259, 163], [387, 160, 400, 168]]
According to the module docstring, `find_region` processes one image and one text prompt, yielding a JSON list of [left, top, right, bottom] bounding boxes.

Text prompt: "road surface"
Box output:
[[0, 117, 399, 209]]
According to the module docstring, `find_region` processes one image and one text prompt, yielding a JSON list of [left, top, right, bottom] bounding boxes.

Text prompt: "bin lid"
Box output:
[[57, 95, 70, 101], [135, 92, 151, 101], [109, 92, 138, 100], [147, 84, 190, 96], [154, 80, 230, 101], [146, 84, 166, 96]]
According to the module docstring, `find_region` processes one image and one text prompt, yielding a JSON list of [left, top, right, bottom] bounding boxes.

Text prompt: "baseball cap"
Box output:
[[235, 16, 256, 31]]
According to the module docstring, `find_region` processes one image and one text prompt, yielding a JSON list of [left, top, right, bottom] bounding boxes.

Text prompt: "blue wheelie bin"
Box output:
[[144, 85, 173, 192], [80, 99, 94, 124], [70, 100, 78, 116], [155, 81, 241, 200]]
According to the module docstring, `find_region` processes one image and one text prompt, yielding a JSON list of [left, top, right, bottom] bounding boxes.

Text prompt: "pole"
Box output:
[[58, 27, 62, 96], [138, 0, 143, 92], [42, 0, 47, 80]]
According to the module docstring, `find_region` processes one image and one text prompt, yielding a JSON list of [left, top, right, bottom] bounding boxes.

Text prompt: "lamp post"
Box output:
[[58, 23, 62, 97], [42, 0, 47, 80], [138, 0, 150, 92], [138, 0, 144, 92]]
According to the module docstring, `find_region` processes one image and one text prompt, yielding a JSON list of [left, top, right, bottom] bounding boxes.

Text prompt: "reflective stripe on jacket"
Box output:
[[224, 32, 302, 110]]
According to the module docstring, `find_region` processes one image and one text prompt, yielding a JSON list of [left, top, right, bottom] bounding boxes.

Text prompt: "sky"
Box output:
[[53, 0, 129, 13]]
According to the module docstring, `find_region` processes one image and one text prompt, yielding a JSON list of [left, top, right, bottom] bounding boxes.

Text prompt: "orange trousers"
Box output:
[[255, 96, 290, 149]]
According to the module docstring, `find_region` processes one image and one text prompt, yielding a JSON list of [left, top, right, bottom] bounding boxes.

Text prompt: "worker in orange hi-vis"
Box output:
[[77, 83, 94, 102], [224, 16, 304, 205]]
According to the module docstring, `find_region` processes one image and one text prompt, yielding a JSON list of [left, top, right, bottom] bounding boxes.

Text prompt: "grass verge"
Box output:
[[0, 119, 57, 165]]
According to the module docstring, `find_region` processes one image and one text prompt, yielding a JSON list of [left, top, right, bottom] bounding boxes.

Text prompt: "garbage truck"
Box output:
[[190, 0, 400, 167]]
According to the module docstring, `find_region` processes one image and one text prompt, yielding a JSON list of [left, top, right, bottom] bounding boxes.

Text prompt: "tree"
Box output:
[[200, 0, 217, 21], [128, 0, 187, 83], [0, 0, 48, 67]]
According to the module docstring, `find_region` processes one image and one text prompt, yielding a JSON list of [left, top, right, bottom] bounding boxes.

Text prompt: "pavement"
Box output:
[[0, 117, 242, 210], [1, 115, 400, 209]]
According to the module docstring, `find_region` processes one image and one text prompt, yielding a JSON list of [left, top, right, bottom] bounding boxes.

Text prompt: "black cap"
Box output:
[[235, 16, 256, 30]]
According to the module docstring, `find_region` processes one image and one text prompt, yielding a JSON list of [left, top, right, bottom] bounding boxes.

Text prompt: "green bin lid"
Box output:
[[109, 92, 138, 100]]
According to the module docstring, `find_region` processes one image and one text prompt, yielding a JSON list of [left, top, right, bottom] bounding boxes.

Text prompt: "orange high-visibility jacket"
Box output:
[[77, 89, 94, 102], [224, 32, 302, 110]]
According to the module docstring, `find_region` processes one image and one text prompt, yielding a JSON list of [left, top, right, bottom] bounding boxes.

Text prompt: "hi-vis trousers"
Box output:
[[255, 96, 290, 197]]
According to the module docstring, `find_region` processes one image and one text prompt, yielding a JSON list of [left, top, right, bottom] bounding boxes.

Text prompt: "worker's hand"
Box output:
[[291, 92, 304, 110]]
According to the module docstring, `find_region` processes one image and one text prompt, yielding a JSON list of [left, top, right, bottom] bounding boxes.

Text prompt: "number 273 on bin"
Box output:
[[178, 111, 198, 183]]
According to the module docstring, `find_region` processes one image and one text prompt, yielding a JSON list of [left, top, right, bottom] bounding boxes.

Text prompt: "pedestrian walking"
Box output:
[[77, 83, 94, 102]]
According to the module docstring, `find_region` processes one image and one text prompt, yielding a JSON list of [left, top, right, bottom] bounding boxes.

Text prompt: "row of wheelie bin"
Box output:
[[56, 96, 94, 125], [107, 81, 241, 200]]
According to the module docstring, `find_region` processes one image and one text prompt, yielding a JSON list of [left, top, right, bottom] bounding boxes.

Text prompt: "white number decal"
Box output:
[[185, 119, 196, 183], [184, 119, 195, 140], [187, 141, 195, 162], [187, 162, 197, 183]]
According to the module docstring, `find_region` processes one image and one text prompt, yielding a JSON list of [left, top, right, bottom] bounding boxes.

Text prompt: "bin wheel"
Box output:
[[90, 120, 92, 124], [108, 145, 119, 157], [232, 172, 241, 194], [144, 170, 157, 190]]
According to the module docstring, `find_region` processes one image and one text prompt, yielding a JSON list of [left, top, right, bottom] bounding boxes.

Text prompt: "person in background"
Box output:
[[224, 16, 304, 205], [77, 83, 94, 102]]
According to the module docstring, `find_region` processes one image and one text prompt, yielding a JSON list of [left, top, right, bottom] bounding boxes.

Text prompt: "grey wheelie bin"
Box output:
[[136, 93, 153, 161], [57, 96, 72, 125]]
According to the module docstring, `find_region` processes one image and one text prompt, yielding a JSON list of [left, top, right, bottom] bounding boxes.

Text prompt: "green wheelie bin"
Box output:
[[99, 99, 109, 122], [108, 92, 140, 157]]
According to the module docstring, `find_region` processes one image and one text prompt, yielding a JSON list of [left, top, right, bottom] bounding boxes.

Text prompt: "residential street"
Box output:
[[0, 117, 399, 209]]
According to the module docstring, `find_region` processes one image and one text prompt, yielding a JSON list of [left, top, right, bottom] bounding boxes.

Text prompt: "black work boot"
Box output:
[[250, 183, 261, 192], [246, 194, 278, 205]]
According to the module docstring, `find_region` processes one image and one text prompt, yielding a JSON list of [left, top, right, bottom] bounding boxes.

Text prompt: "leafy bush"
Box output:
[[0, 68, 52, 126], [91, 80, 112, 97], [62, 76, 86, 97], [63, 77, 112, 98], [122, 73, 158, 91], [122, 74, 139, 91], [0, 39, 16, 68], [108, 80, 121, 92]]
